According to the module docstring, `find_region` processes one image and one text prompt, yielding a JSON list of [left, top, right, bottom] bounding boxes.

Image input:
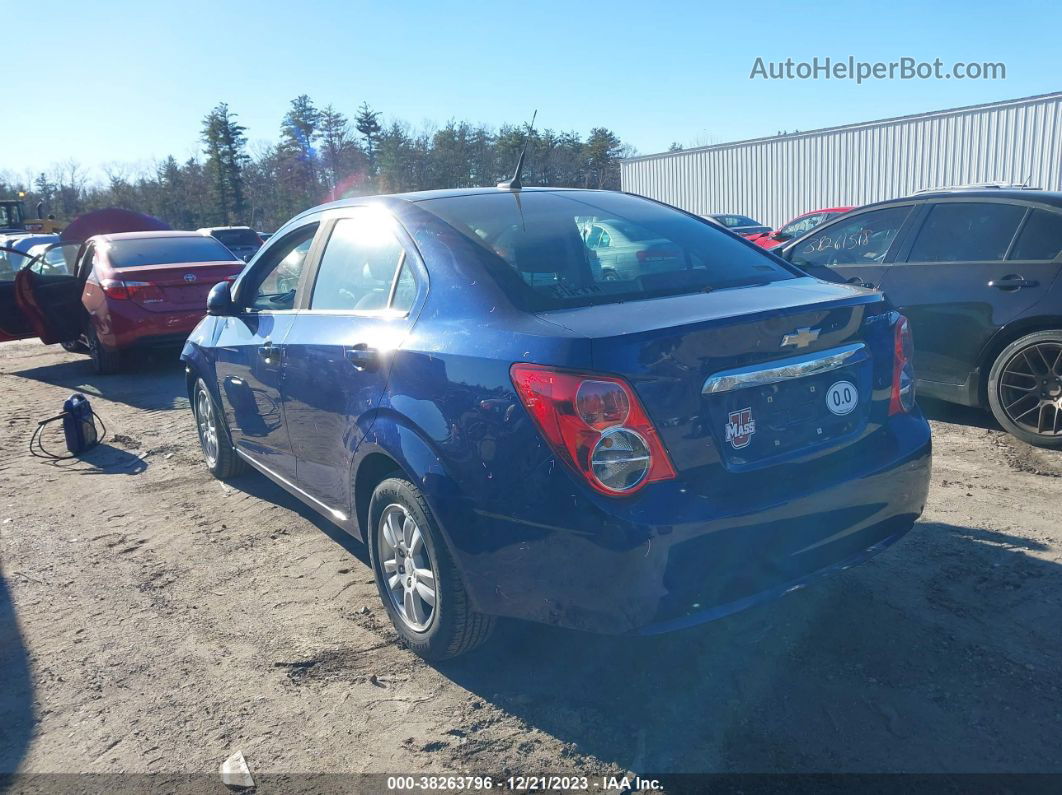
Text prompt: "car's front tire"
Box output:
[[193, 377, 248, 479], [987, 330, 1062, 449], [368, 476, 495, 660], [87, 326, 122, 374]]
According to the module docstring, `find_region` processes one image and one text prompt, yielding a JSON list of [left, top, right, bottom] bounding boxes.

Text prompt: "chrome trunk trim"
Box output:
[[703, 342, 866, 395]]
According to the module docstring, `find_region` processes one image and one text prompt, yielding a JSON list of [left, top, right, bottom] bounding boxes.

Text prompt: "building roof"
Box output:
[[622, 91, 1062, 164]]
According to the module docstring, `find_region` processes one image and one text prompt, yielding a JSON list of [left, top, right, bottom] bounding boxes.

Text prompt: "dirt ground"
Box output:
[[1, 337, 1061, 782]]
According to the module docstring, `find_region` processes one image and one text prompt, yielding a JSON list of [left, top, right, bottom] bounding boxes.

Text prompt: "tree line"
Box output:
[[3, 97, 633, 233]]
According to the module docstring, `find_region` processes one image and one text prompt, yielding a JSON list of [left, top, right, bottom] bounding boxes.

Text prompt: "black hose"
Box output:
[[29, 411, 107, 460]]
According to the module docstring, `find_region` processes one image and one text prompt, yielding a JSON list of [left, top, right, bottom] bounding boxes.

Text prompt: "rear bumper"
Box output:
[[446, 412, 931, 634], [94, 305, 203, 350]]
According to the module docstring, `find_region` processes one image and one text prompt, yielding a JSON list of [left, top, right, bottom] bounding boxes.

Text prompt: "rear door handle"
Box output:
[[345, 344, 378, 371], [989, 275, 1038, 291]]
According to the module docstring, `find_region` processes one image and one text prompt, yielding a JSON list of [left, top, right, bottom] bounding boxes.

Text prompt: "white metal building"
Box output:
[[620, 92, 1062, 228]]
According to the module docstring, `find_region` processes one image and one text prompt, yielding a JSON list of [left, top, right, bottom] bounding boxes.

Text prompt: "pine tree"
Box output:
[[355, 102, 383, 178], [318, 105, 364, 199], [201, 103, 248, 224], [585, 127, 623, 189], [279, 95, 322, 206]]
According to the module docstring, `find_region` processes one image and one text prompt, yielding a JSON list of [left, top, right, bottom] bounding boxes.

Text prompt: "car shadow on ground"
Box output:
[[436, 521, 1062, 774], [10, 347, 188, 412], [918, 396, 1000, 432], [223, 470, 370, 567], [0, 574, 33, 774]]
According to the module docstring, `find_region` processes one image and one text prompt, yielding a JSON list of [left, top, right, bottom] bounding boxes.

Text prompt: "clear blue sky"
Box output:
[[7, 0, 1061, 181]]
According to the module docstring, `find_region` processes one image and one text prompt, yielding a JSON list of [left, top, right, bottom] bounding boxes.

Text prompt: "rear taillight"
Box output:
[[510, 364, 676, 495], [889, 314, 916, 415], [635, 246, 679, 264], [100, 279, 164, 303], [100, 279, 128, 299]]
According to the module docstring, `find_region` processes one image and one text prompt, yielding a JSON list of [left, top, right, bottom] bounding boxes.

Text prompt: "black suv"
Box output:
[[775, 189, 1062, 448]]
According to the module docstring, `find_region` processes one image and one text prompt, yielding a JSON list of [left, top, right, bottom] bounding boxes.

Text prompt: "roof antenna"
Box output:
[[497, 109, 537, 190]]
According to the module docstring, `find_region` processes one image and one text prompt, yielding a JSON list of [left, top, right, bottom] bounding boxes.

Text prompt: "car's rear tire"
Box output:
[[87, 326, 122, 374], [987, 330, 1062, 449], [60, 338, 88, 354], [368, 476, 495, 660], [193, 377, 248, 479]]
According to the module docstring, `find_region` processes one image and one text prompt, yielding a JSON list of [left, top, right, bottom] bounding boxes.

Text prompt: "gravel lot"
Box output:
[[1, 337, 1061, 780]]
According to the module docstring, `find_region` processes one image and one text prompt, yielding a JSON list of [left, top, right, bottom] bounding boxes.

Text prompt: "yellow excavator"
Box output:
[[0, 195, 62, 235]]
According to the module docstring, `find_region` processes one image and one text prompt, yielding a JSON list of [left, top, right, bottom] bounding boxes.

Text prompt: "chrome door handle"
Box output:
[[344, 344, 378, 371], [846, 276, 875, 289], [989, 275, 1037, 291], [257, 342, 277, 362]]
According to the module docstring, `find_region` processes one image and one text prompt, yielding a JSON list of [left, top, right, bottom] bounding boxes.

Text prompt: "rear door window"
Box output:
[[309, 213, 409, 312], [1009, 209, 1062, 261], [906, 202, 1025, 262], [790, 207, 911, 269]]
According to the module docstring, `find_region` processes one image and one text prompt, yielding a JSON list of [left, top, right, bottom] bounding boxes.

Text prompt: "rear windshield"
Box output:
[[212, 229, 260, 247], [106, 236, 235, 268], [711, 215, 760, 228], [418, 191, 793, 310]]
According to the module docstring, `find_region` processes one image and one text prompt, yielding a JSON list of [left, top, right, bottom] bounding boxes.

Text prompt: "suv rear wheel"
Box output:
[[987, 330, 1062, 448], [368, 476, 495, 660]]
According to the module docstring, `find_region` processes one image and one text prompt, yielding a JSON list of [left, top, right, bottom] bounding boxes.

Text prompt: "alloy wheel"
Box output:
[[196, 388, 220, 467], [378, 503, 437, 632], [998, 341, 1062, 437]]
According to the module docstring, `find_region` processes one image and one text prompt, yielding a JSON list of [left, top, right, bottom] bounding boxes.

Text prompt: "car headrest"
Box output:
[[511, 230, 584, 275], [364, 254, 398, 282]]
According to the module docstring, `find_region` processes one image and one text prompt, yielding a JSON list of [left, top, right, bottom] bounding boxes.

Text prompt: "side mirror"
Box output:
[[207, 281, 236, 316], [772, 232, 791, 242]]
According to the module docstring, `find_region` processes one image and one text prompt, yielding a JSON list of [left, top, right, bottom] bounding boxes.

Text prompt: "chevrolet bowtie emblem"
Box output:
[[781, 327, 820, 348]]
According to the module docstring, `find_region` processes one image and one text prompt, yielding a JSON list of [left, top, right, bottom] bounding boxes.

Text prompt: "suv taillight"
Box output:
[[510, 364, 676, 495], [889, 314, 916, 415], [101, 279, 165, 303]]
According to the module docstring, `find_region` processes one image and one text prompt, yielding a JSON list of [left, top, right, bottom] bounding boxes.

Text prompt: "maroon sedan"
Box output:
[[0, 231, 245, 373]]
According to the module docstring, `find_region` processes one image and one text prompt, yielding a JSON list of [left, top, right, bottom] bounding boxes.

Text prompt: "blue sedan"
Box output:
[[181, 187, 931, 659]]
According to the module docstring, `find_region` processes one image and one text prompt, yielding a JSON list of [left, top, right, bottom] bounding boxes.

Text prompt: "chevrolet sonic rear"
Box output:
[[181, 188, 932, 660]]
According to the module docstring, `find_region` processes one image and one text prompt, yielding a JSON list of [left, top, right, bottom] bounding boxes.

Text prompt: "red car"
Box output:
[[0, 231, 245, 373], [746, 207, 854, 250]]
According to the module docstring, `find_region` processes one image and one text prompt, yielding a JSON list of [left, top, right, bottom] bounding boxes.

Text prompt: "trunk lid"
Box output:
[[539, 277, 896, 476], [117, 260, 245, 312]]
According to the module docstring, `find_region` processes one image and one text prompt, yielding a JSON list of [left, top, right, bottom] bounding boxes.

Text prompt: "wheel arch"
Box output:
[[978, 315, 1062, 406], [352, 451, 405, 542], [181, 342, 222, 407], [348, 415, 467, 559]]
